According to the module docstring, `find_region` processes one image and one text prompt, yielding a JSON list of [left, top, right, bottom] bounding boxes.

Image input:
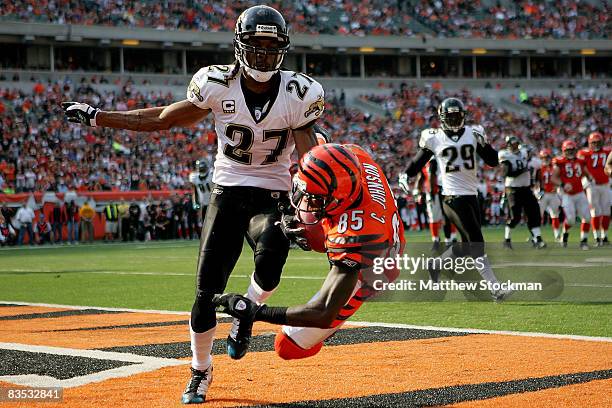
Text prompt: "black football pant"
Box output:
[[442, 195, 485, 257], [505, 187, 541, 230], [190, 184, 290, 333]]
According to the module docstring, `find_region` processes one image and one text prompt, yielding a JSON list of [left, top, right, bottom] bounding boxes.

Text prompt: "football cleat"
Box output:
[[492, 288, 514, 303], [182, 365, 213, 404], [580, 239, 589, 251], [431, 240, 442, 253], [227, 317, 253, 360], [503, 239, 513, 250], [603, 237, 610, 246], [533, 237, 547, 249], [561, 232, 569, 248]]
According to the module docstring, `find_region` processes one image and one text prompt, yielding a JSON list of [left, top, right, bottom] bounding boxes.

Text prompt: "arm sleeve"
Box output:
[[186, 67, 213, 110], [405, 148, 434, 177], [293, 80, 325, 129], [477, 143, 499, 167]]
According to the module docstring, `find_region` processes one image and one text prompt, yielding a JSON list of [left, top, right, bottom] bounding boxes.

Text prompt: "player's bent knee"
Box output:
[[274, 332, 323, 360], [254, 250, 287, 291]]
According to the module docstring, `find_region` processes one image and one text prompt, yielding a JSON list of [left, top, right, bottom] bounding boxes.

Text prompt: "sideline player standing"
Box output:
[[552, 140, 591, 249], [215, 143, 404, 360], [499, 136, 546, 249], [578, 132, 611, 246], [62, 5, 324, 404], [403, 98, 511, 301], [189, 159, 213, 214], [536, 149, 562, 241]]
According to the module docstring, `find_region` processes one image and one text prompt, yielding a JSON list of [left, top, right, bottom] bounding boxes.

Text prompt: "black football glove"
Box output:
[[213, 293, 262, 321], [276, 201, 311, 251], [62, 102, 100, 127], [276, 214, 311, 251]]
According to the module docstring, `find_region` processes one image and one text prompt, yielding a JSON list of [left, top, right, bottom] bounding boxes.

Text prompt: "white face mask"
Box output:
[[244, 66, 277, 82]]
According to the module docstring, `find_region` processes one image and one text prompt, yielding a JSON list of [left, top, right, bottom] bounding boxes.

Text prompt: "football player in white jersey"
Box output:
[[403, 98, 511, 302], [189, 159, 213, 213], [62, 5, 324, 404], [499, 136, 546, 249]]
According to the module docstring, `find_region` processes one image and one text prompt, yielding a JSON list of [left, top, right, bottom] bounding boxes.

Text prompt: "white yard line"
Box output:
[[1, 301, 610, 343]]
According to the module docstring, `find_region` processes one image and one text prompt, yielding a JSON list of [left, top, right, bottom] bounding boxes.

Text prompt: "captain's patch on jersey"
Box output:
[[222, 100, 235, 113]]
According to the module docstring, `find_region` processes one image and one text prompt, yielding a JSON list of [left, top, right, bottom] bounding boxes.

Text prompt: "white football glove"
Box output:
[[62, 102, 99, 127], [398, 173, 410, 195]]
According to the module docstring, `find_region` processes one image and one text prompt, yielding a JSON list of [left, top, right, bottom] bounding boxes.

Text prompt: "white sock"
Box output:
[[504, 226, 512, 240], [246, 272, 276, 304], [190, 323, 215, 371], [530, 227, 541, 241], [476, 255, 500, 290], [450, 233, 457, 241]]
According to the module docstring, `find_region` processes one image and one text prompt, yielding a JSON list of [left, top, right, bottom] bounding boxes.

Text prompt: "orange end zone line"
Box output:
[[1, 301, 611, 343]]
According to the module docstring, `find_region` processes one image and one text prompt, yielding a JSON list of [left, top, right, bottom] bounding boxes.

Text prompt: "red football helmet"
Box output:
[[292, 144, 362, 224], [561, 140, 577, 159], [539, 148, 552, 158], [588, 132, 603, 151]]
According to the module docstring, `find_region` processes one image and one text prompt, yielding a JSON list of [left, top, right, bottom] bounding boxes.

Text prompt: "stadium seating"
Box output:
[[0, 0, 609, 39]]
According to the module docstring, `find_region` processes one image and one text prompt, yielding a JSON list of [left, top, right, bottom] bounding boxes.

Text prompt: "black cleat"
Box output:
[[431, 240, 442, 253], [603, 237, 610, 246], [182, 365, 213, 404], [503, 239, 513, 250], [595, 238, 602, 247], [580, 239, 589, 251], [562, 232, 569, 248], [534, 236, 547, 249]]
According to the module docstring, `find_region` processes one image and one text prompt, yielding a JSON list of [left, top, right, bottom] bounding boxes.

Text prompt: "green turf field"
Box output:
[[1, 226, 610, 337]]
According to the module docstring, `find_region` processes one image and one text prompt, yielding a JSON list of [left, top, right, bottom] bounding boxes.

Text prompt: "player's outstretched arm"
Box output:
[[606, 151, 612, 177], [282, 265, 358, 328], [214, 265, 358, 329], [405, 148, 434, 177], [62, 100, 210, 132]]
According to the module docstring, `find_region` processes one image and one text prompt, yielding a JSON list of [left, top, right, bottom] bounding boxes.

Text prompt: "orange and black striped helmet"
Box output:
[[292, 144, 362, 224]]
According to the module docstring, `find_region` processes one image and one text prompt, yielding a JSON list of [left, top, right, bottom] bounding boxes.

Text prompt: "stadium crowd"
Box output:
[[0, 195, 202, 246], [413, 0, 610, 39], [0, 0, 609, 39], [0, 77, 609, 241], [0, 79, 214, 194]]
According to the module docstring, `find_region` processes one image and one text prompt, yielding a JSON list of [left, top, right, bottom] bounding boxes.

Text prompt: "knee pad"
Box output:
[[253, 250, 287, 291], [190, 292, 217, 333], [274, 331, 323, 360]]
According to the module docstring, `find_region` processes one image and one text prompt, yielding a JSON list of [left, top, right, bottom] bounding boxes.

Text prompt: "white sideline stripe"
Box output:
[[2, 301, 610, 343], [0, 269, 326, 280], [347, 321, 612, 343], [0, 300, 190, 315], [0, 342, 187, 388]]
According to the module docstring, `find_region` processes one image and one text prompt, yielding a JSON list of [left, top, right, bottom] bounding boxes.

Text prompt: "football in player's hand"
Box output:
[[563, 183, 573, 193], [298, 213, 327, 253]]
